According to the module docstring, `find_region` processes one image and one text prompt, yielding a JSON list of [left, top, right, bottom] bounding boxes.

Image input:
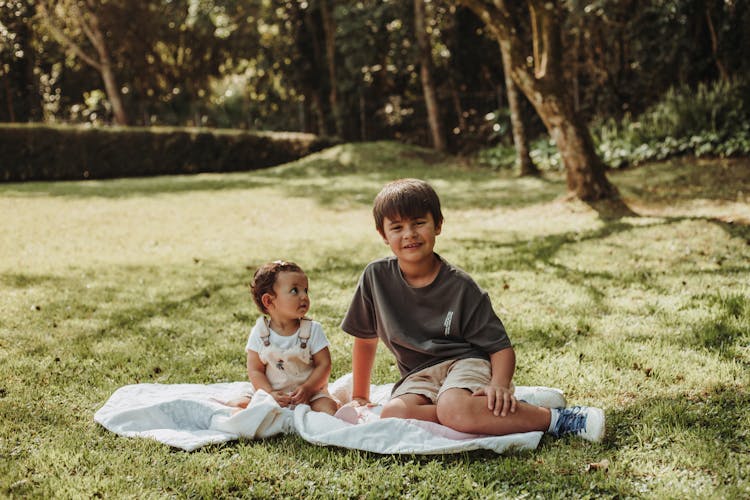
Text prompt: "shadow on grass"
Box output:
[[688, 292, 750, 359], [0, 174, 274, 199], [211, 433, 634, 497], [0, 272, 69, 288], [606, 384, 749, 455], [0, 142, 565, 211], [613, 156, 750, 204], [584, 196, 640, 220], [712, 217, 750, 243]]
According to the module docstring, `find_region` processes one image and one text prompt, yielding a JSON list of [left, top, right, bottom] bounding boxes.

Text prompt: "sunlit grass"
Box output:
[[1, 142, 749, 497]]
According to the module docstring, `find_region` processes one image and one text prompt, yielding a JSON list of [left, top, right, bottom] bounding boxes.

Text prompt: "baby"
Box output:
[[229, 260, 338, 415]]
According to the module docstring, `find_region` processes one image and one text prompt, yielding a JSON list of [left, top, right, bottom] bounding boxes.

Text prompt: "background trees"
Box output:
[[1, 0, 748, 188]]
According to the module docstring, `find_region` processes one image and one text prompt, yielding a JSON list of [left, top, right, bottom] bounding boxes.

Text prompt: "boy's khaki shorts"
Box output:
[[391, 357, 499, 403]]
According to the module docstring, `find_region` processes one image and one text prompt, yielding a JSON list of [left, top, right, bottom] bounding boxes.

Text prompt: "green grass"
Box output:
[[1, 142, 749, 498]]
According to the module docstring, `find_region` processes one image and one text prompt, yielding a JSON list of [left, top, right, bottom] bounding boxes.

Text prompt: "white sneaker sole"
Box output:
[[515, 386, 567, 408], [581, 407, 606, 443]]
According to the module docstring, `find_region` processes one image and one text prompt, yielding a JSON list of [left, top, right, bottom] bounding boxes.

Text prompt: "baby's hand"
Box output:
[[473, 384, 516, 417], [270, 391, 292, 407], [290, 386, 314, 405]]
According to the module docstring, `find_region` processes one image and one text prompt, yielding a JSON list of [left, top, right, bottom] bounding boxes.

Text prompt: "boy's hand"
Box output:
[[350, 397, 372, 407], [472, 384, 516, 417]]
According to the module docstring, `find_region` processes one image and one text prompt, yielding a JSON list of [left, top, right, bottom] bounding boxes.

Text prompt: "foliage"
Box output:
[[1, 143, 749, 497], [594, 78, 750, 167], [2, 1, 750, 155], [564, 0, 750, 120], [479, 77, 750, 172]]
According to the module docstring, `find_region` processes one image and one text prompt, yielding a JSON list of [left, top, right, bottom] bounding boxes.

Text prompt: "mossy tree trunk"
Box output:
[[500, 42, 538, 176], [458, 0, 616, 201]]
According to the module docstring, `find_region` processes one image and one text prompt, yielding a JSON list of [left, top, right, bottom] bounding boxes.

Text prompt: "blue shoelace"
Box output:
[[552, 406, 588, 437]]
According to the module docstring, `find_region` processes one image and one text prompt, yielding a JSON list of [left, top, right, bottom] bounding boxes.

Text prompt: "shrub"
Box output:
[[479, 77, 750, 172], [593, 77, 750, 167], [0, 124, 337, 182]]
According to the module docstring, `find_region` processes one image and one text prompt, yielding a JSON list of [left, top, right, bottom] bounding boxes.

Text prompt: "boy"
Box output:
[[341, 178, 604, 442]]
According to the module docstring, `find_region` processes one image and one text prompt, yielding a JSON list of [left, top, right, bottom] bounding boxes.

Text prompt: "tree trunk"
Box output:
[[414, 0, 446, 151], [83, 4, 128, 125], [705, 4, 729, 82], [310, 90, 328, 136], [302, 9, 330, 136], [319, 0, 343, 137], [500, 43, 538, 176], [458, 0, 616, 201], [36, 1, 129, 125], [541, 96, 613, 200], [3, 77, 15, 122], [98, 56, 128, 126]]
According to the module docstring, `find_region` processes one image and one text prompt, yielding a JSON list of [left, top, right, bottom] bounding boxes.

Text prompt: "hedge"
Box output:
[[0, 123, 338, 182]]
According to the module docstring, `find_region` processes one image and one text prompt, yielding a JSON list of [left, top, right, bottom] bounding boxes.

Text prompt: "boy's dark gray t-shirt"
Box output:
[[341, 255, 511, 383]]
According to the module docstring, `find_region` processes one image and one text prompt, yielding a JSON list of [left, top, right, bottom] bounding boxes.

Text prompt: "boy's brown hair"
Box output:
[[372, 178, 443, 236], [251, 260, 304, 314]]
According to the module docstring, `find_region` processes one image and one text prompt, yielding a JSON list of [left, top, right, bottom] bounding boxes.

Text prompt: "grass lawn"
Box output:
[[1, 142, 749, 498]]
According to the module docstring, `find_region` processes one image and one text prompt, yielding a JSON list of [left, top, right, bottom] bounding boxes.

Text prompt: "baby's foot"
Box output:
[[334, 405, 359, 424]]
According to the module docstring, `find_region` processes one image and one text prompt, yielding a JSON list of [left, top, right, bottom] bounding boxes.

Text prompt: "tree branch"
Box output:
[[36, 3, 102, 70]]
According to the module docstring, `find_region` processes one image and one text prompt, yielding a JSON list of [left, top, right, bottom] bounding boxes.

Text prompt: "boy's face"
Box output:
[[380, 212, 442, 265], [265, 271, 310, 321]]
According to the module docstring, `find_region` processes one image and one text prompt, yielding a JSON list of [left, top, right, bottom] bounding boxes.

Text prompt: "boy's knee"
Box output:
[[436, 390, 473, 432]]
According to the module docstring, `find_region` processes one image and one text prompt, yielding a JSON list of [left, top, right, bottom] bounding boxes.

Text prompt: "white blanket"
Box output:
[[94, 374, 564, 454]]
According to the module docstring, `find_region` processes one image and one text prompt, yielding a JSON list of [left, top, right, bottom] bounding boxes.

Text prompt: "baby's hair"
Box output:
[[251, 260, 305, 314], [373, 178, 443, 235]]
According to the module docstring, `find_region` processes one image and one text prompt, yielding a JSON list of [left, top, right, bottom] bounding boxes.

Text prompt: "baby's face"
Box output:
[[270, 271, 310, 320]]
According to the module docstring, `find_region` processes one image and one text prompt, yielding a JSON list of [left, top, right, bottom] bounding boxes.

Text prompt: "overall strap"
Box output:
[[259, 317, 271, 346], [298, 319, 312, 349]]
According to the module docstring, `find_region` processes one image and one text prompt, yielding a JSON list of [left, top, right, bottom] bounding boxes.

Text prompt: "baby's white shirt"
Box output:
[[245, 317, 329, 355]]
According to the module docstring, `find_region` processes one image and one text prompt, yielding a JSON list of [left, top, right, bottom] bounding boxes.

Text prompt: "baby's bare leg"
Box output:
[[216, 395, 251, 409], [310, 397, 339, 416]]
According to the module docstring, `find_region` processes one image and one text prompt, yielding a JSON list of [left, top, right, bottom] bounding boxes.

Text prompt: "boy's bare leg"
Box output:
[[310, 397, 339, 416], [380, 394, 439, 423], [436, 388, 551, 435]]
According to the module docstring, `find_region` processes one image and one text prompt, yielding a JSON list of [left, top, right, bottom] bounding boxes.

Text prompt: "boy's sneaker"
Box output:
[[549, 406, 605, 443], [516, 386, 567, 408]]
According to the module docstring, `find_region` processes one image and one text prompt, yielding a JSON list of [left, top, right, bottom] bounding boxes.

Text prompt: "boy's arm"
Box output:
[[352, 336, 379, 404], [489, 346, 516, 389], [473, 346, 517, 417]]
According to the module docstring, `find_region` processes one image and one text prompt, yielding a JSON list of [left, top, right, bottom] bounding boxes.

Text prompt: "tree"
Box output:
[[0, 0, 42, 122], [319, 0, 343, 137], [458, 0, 616, 201], [414, 0, 446, 151], [36, 0, 129, 125], [500, 43, 537, 176]]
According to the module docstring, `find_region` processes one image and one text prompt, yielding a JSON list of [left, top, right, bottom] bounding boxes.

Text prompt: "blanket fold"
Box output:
[[94, 374, 562, 454]]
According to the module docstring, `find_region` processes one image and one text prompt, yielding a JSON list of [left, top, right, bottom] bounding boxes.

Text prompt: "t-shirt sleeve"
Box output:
[[340, 270, 378, 339], [461, 291, 512, 353], [245, 317, 264, 353], [308, 321, 330, 355]]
